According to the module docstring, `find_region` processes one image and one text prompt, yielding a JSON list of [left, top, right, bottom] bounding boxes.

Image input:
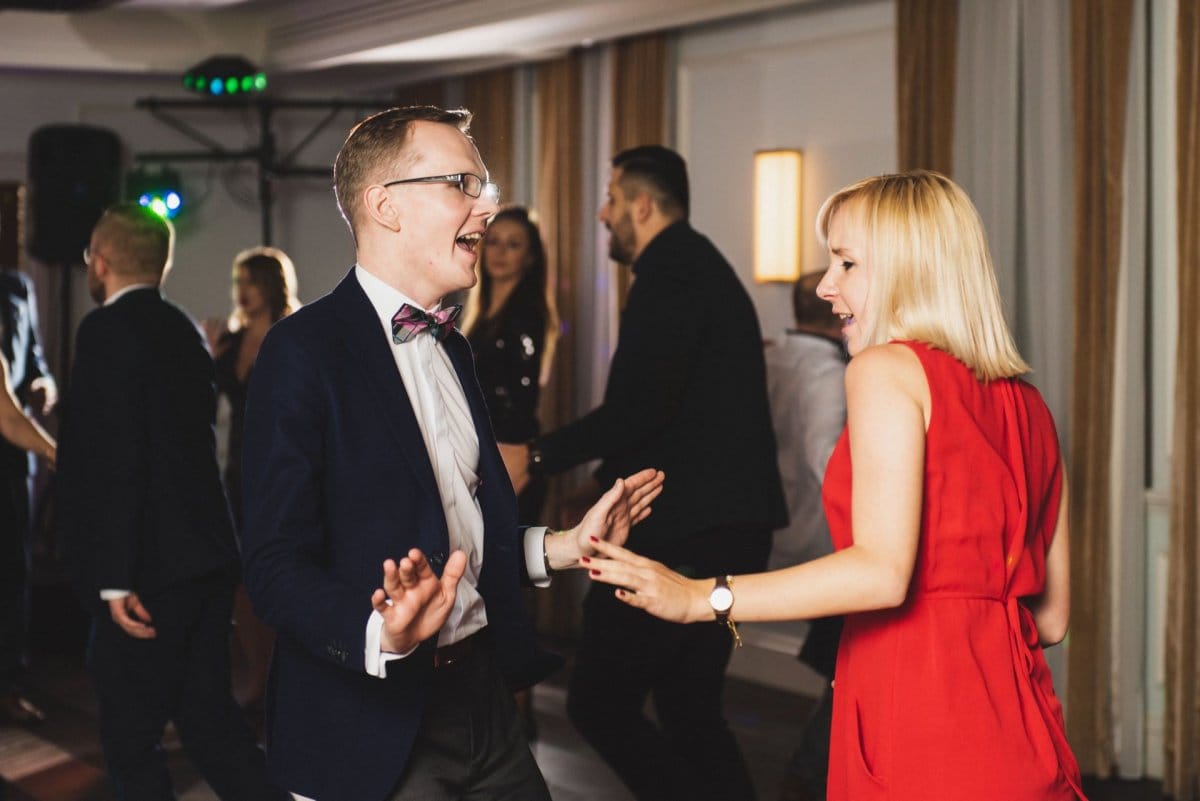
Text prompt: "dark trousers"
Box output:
[[388, 638, 550, 801], [87, 573, 284, 801], [567, 525, 770, 801], [0, 465, 31, 689]]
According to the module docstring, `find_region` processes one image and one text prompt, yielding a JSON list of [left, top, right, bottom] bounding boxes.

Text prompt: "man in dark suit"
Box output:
[[57, 204, 283, 800], [502, 145, 788, 801], [0, 258, 57, 725], [240, 106, 662, 801]]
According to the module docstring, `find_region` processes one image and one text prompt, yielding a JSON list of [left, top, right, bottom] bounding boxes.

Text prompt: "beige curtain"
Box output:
[[611, 33, 669, 305], [391, 80, 446, 108], [896, 0, 958, 173], [1065, 0, 1134, 777], [1165, 1, 1200, 796], [533, 51, 584, 635], [462, 68, 516, 203]]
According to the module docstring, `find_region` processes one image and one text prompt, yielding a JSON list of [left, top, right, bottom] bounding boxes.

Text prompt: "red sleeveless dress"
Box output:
[[821, 341, 1086, 800]]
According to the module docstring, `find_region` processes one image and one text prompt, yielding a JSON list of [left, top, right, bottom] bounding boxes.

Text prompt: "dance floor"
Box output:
[[0, 621, 1168, 801]]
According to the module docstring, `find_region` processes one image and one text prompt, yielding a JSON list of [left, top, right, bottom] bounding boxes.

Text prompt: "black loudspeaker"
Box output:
[[26, 124, 122, 264]]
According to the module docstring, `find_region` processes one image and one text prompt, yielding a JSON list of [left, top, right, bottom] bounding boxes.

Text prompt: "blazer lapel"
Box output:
[[442, 331, 504, 471], [330, 271, 439, 501]]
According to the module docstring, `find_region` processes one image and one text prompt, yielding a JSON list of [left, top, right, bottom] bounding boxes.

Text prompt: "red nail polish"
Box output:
[[580, 556, 591, 564], [617, 589, 626, 598], [589, 536, 599, 543], [590, 569, 601, 576]]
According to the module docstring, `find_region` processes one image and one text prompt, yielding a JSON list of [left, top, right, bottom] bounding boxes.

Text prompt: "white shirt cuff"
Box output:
[[524, 526, 552, 588], [100, 589, 131, 601], [365, 608, 418, 679]]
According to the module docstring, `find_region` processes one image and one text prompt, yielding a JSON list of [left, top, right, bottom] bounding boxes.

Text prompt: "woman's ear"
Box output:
[[362, 184, 402, 232]]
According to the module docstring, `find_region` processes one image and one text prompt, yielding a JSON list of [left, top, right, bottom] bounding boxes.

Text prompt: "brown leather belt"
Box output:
[[433, 629, 485, 669]]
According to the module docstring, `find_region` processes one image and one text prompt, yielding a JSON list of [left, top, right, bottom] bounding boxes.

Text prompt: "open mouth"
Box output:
[[456, 232, 482, 254], [838, 313, 856, 326]]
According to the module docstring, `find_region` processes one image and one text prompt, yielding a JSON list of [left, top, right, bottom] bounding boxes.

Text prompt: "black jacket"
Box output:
[[537, 221, 787, 557], [57, 288, 239, 609]]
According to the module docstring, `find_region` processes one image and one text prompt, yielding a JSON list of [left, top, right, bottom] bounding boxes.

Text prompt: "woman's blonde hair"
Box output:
[[816, 170, 1029, 381]]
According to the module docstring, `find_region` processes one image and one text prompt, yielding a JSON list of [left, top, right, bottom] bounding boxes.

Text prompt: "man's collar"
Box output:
[[632, 219, 690, 275], [104, 283, 158, 307], [355, 264, 442, 322]]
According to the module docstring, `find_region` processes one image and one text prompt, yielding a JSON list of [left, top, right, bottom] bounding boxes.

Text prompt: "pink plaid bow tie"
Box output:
[[391, 303, 462, 344]]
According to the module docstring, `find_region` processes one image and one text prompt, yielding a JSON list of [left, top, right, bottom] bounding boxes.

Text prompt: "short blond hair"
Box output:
[[333, 105, 473, 238], [816, 170, 1029, 381], [94, 203, 174, 279]]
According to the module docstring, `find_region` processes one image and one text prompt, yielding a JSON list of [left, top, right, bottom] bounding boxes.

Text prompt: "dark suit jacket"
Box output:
[[537, 221, 787, 563], [0, 269, 52, 479], [57, 288, 239, 611], [240, 270, 555, 801]]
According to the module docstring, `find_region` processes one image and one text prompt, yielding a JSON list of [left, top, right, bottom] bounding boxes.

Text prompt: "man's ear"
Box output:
[[632, 190, 655, 224], [362, 184, 403, 232]]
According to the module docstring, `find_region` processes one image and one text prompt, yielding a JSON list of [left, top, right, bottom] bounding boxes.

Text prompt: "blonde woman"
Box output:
[[210, 245, 300, 725], [585, 171, 1085, 801]]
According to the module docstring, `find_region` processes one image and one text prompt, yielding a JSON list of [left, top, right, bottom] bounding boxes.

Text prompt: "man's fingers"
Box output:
[[382, 559, 404, 597], [629, 482, 664, 517], [398, 549, 433, 588], [128, 597, 153, 625], [439, 550, 468, 594], [371, 588, 390, 614], [111, 605, 156, 639]]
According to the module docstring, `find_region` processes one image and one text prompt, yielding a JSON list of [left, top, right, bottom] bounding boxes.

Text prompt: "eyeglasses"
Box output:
[[382, 173, 500, 203]]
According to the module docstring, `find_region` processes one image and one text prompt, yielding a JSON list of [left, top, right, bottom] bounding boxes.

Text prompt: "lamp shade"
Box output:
[[753, 149, 803, 283]]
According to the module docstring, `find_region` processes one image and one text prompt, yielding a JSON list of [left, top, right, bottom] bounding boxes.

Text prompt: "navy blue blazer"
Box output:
[[57, 288, 239, 610], [241, 269, 557, 801]]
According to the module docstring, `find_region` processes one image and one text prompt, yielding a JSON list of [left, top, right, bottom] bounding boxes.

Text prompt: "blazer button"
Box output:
[[430, 551, 447, 569]]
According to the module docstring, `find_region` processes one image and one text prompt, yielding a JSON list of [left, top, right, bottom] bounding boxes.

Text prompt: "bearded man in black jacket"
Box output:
[[503, 145, 787, 801]]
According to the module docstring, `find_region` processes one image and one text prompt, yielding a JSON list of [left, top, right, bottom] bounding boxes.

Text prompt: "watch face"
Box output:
[[709, 585, 734, 613]]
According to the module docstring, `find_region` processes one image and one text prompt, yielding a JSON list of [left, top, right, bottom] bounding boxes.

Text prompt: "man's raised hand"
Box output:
[[372, 548, 468, 654]]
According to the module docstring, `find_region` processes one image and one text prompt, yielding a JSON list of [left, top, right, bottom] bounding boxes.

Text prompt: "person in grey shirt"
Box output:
[[765, 270, 847, 571]]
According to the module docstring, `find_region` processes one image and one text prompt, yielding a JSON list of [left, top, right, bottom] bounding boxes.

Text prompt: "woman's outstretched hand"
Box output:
[[584, 537, 709, 624]]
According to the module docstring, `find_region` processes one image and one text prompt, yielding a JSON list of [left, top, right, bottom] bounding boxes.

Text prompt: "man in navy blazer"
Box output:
[[240, 106, 663, 801], [57, 204, 283, 800]]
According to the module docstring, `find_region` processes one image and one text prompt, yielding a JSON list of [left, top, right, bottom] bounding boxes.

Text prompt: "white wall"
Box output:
[[676, 0, 896, 340], [0, 68, 367, 335]]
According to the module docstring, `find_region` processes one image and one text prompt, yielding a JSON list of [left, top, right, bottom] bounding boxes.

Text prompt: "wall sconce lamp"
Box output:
[[753, 149, 803, 283]]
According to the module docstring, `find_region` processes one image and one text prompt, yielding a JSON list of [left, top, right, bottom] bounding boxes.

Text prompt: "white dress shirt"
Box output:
[[354, 266, 550, 678], [763, 332, 847, 569]]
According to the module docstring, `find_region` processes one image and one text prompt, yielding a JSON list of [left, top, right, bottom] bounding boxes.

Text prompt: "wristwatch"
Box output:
[[709, 575, 742, 647]]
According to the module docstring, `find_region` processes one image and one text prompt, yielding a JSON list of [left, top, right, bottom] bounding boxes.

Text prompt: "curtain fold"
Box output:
[[391, 80, 446, 108], [1065, 0, 1134, 776], [896, 0, 958, 173], [533, 51, 584, 636], [611, 32, 668, 305], [462, 68, 516, 205], [1165, 0, 1200, 796]]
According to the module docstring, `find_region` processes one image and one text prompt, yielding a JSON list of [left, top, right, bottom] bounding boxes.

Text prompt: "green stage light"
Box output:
[[182, 56, 268, 97], [127, 166, 184, 220]]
